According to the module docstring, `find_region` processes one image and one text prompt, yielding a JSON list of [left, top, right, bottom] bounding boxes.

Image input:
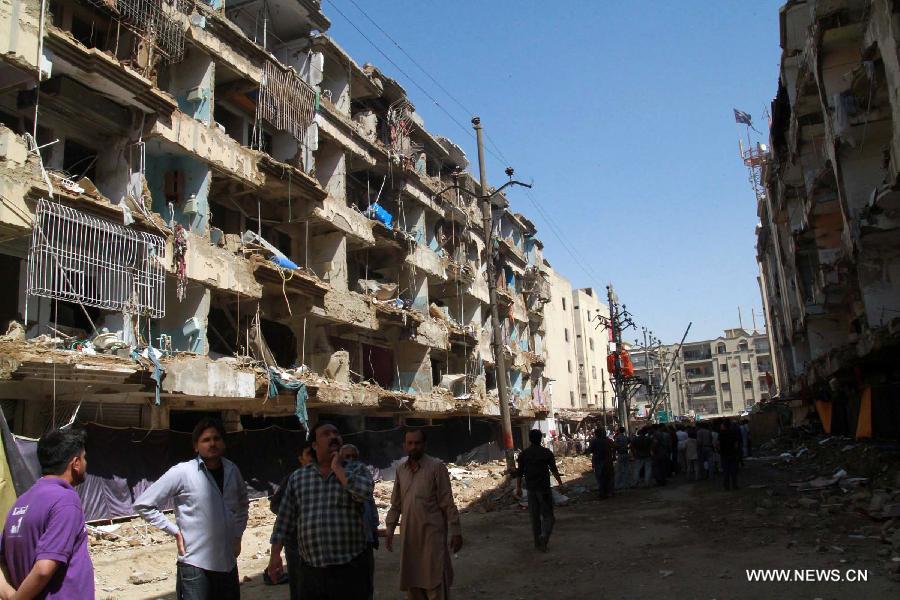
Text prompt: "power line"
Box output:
[[325, 0, 605, 292], [342, 0, 510, 164], [522, 188, 604, 285], [323, 1, 485, 157]]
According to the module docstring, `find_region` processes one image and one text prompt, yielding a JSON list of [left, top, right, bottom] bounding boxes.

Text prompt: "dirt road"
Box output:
[[92, 457, 898, 600]]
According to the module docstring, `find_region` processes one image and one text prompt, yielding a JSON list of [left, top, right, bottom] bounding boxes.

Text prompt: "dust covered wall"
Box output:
[[394, 341, 431, 394], [157, 277, 210, 353], [146, 154, 211, 234], [315, 141, 346, 201], [307, 231, 347, 289], [161, 46, 215, 125]]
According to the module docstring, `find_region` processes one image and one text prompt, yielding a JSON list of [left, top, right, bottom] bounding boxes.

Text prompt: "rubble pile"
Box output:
[[749, 432, 900, 580], [375, 455, 593, 516]]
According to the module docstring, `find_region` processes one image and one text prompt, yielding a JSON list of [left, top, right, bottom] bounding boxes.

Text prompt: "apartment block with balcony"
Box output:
[[0, 0, 554, 471], [630, 328, 774, 420], [757, 0, 900, 437]]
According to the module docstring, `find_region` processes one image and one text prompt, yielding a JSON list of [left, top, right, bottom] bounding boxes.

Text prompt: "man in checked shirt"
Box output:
[[267, 422, 374, 600]]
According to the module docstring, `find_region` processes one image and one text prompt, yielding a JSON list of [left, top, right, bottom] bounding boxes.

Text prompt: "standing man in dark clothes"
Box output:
[[651, 425, 669, 486], [696, 422, 713, 480], [515, 429, 563, 552], [587, 429, 615, 498], [630, 428, 653, 487], [267, 441, 315, 597], [719, 420, 742, 490], [613, 426, 631, 489], [0, 429, 94, 600], [340, 444, 379, 600]]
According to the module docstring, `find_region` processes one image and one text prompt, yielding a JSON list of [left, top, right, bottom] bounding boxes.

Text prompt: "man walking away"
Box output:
[[135, 417, 249, 600], [684, 429, 699, 481], [340, 444, 379, 600], [268, 441, 315, 597], [719, 420, 742, 490], [675, 425, 688, 474], [696, 422, 713, 480], [268, 422, 374, 600], [515, 429, 563, 552], [613, 427, 631, 490], [630, 428, 653, 487], [740, 419, 751, 461], [588, 429, 614, 498], [651, 425, 669, 486], [386, 429, 462, 600], [0, 429, 94, 599]]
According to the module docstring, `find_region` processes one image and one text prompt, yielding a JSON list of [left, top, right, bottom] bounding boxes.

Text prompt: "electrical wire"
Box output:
[[327, 1, 603, 288], [341, 0, 509, 163], [323, 0, 512, 166]]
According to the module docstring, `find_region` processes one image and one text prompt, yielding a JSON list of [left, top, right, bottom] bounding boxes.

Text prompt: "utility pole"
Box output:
[[473, 116, 515, 473], [607, 284, 632, 434]]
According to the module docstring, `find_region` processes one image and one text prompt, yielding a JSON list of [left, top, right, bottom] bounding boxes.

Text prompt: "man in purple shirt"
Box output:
[[0, 428, 94, 599]]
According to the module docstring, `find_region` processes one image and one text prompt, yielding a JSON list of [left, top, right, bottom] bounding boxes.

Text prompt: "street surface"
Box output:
[[91, 456, 898, 599]]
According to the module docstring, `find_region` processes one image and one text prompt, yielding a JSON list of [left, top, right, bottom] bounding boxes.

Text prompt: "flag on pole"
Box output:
[[733, 109, 753, 126], [734, 108, 762, 134]]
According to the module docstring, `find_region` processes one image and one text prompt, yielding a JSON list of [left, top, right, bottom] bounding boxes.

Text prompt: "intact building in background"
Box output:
[[631, 328, 774, 420], [539, 268, 612, 436], [755, 0, 900, 437]]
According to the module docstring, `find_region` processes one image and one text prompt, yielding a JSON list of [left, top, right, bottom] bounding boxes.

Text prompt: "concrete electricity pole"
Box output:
[[472, 116, 527, 473], [607, 285, 629, 433]]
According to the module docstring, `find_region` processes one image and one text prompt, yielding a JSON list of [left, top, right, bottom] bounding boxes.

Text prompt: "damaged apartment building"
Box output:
[[757, 0, 900, 437], [0, 0, 556, 460]]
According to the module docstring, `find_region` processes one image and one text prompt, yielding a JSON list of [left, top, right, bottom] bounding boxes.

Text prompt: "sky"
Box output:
[[323, 0, 784, 344]]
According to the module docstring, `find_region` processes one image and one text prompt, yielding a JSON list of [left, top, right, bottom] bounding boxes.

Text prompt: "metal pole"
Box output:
[[649, 323, 692, 415], [642, 327, 651, 421], [473, 117, 515, 473]]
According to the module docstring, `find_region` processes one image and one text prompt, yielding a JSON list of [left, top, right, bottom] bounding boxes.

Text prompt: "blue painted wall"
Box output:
[[146, 154, 210, 235]]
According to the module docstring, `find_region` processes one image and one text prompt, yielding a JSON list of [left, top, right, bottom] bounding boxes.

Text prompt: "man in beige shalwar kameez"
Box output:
[[386, 429, 462, 600]]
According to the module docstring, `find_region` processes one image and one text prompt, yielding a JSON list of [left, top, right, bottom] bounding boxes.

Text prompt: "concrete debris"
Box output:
[[357, 279, 398, 301], [127, 571, 168, 585], [0, 321, 25, 342], [324, 350, 350, 383]]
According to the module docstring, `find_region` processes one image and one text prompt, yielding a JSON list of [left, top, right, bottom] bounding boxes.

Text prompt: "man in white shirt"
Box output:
[[135, 417, 249, 600]]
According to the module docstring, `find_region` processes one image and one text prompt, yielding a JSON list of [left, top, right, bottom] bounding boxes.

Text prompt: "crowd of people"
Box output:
[[0, 416, 751, 599], [0, 421, 463, 600], [586, 418, 752, 495]]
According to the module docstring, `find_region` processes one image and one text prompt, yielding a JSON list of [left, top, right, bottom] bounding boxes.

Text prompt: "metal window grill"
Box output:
[[27, 200, 166, 318], [84, 0, 190, 63], [256, 60, 318, 144]]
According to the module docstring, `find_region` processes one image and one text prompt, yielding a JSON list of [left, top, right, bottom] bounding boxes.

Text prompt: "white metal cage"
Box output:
[[27, 200, 166, 318]]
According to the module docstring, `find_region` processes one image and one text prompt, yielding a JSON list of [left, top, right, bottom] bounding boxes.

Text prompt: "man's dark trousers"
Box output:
[[286, 546, 302, 600], [528, 487, 555, 545], [722, 456, 739, 490], [299, 550, 369, 600], [176, 563, 240, 600]]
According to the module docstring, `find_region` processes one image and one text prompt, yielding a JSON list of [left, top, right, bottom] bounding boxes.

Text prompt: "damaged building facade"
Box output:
[[757, 0, 900, 437], [0, 0, 560, 464]]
